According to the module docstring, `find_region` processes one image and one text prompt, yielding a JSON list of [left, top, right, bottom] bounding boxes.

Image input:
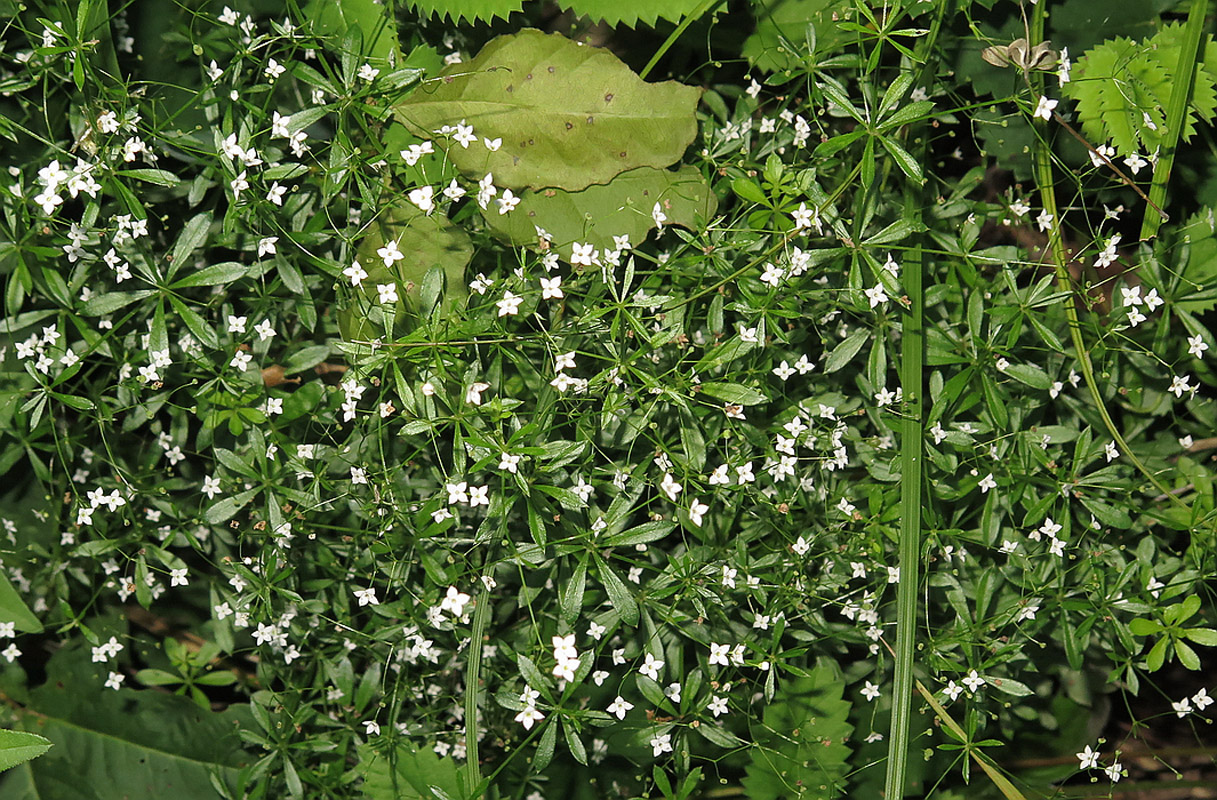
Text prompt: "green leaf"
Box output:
[[305, 0, 405, 65], [0, 730, 51, 773], [559, 0, 706, 27], [0, 573, 41, 634], [342, 205, 471, 339], [559, 556, 588, 626], [169, 212, 212, 278], [282, 345, 332, 374], [600, 521, 675, 547], [394, 30, 701, 191], [358, 741, 466, 800], [204, 489, 257, 524], [1146, 637, 1169, 672], [880, 135, 925, 184], [1184, 627, 1217, 646], [0, 645, 244, 798], [81, 290, 155, 316], [743, 661, 854, 800], [400, 0, 522, 25], [115, 169, 181, 187], [824, 329, 869, 373], [743, 0, 852, 73], [1001, 362, 1052, 390], [169, 261, 249, 289], [1176, 639, 1201, 670], [595, 555, 639, 626], [1128, 617, 1162, 636], [698, 382, 768, 406], [484, 165, 717, 254]]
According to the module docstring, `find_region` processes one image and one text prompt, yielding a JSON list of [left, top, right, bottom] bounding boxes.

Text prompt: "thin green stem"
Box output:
[[639, 0, 722, 81], [464, 572, 492, 795], [1028, 4, 1188, 509], [1140, 0, 1209, 241]]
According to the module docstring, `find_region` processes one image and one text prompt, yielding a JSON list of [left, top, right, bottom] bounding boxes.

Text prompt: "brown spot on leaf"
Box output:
[[525, 73, 533, 80], [586, 116, 594, 124], [565, 122, 573, 130], [605, 93, 613, 102], [619, 151, 626, 157], [547, 66, 555, 73], [506, 84, 513, 92]]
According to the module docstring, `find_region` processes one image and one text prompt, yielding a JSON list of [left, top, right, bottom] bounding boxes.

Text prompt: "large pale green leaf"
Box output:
[[0, 574, 39, 634], [394, 30, 701, 191], [0, 645, 247, 800], [483, 165, 716, 254], [306, 0, 403, 66], [742, 662, 854, 800], [341, 205, 472, 340], [359, 741, 466, 799]]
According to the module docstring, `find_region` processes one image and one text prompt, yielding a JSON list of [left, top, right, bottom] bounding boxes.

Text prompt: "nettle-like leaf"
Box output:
[[483, 164, 717, 253], [401, 0, 523, 25], [1063, 23, 1217, 156], [742, 663, 854, 800], [0, 730, 51, 773], [394, 29, 701, 191], [558, 0, 707, 28]]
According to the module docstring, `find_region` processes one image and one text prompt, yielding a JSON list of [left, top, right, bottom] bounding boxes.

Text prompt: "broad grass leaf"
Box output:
[[395, 30, 700, 191]]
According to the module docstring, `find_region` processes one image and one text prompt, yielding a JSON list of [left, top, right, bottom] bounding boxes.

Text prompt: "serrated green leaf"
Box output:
[[0, 730, 51, 773]]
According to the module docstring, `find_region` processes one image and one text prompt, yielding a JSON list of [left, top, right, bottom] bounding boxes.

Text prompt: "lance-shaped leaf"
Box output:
[[394, 29, 701, 191], [483, 165, 717, 254]]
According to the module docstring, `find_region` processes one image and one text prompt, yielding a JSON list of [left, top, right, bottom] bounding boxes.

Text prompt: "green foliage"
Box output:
[[742, 663, 854, 800], [401, 0, 524, 26], [0, 730, 51, 774], [394, 29, 701, 191], [3, 647, 245, 799], [483, 164, 717, 253], [342, 204, 473, 338], [359, 741, 467, 799], [0, 575, 40, 634], [1063, 22, 1217, 156], [742, 0, 852, 75]]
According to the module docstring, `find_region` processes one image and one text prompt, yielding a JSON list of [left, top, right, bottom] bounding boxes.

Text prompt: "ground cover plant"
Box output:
[[2, 0, 1217, 798]]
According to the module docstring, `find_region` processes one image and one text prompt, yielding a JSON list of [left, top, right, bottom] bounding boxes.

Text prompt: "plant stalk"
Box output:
[[1140, 0, 1209, 241]]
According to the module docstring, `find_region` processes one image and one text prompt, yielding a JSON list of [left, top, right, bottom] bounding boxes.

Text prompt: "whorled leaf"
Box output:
[[394, 29, 700, 191], [483, 165, 717, 256]]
